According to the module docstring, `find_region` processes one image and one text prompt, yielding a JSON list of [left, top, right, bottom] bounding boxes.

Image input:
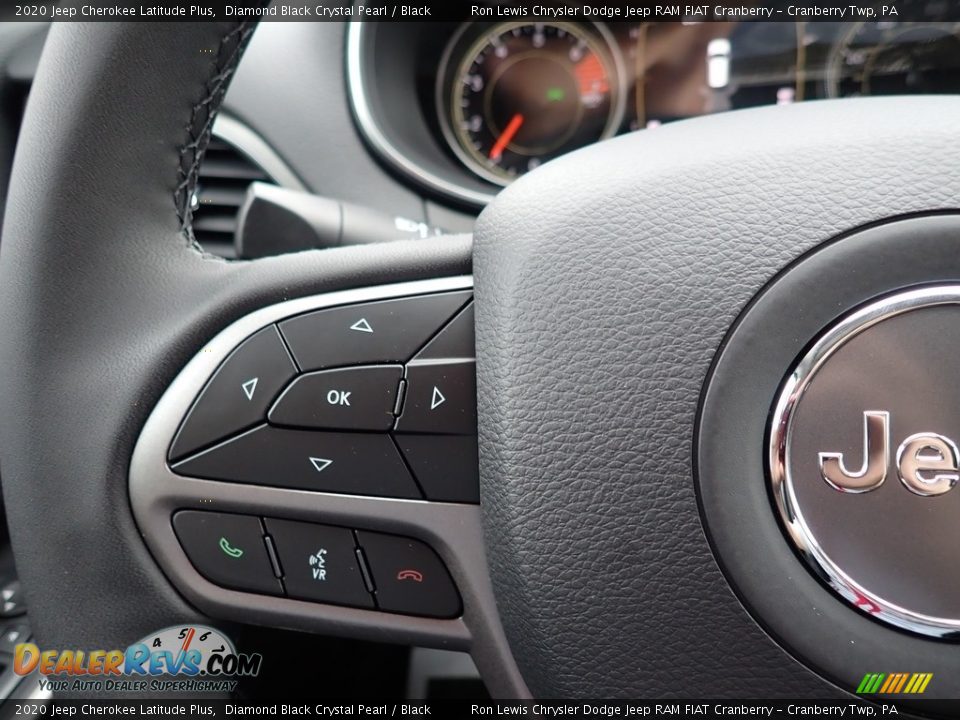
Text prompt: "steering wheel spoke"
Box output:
[[130, 275, 527, 698]]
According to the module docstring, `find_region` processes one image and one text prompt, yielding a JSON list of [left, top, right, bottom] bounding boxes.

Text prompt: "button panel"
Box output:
[[133, 280, 507, 671], [169, 293, 479, 505], [172, 511, 282, 596], [357, 531, 462, 618], [173, 511, 461, 618], [396, 434, 480, 504], [169, 326, 297, 461], [415, 302, 474, 360], [265, 518, 373, 608], [172, 426, 420, 499], [279, 291, 471, 371], [395, 360, 477, 436], [269, 365, 402, 431], [392, 302, 479, 502]]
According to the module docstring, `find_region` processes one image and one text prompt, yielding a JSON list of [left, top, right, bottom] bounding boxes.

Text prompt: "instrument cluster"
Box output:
[[347, 12, 960, 205], [436, 17, 960, 186]]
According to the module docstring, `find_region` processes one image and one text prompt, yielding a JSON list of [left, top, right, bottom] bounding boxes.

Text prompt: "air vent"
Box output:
[[192, 137, 276, 257]]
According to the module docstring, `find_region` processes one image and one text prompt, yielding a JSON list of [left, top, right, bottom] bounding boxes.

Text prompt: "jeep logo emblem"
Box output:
[[819, 410, 960, 496], [769, 286, 960, 638]]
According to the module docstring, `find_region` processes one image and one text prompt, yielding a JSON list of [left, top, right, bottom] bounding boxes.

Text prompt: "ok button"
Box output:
[[327, 390, 352, 406], [268, 365, 402, 431]]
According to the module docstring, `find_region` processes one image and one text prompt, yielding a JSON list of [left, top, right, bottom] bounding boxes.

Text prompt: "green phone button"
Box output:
[[219, 537, 244, 559], [172, 511, 281, 595]]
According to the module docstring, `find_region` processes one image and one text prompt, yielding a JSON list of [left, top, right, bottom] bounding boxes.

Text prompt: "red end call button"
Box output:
[[356, 531, 461, 618]]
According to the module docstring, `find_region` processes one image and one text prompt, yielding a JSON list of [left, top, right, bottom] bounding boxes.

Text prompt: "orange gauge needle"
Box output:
[[489, 113, 524, 161]]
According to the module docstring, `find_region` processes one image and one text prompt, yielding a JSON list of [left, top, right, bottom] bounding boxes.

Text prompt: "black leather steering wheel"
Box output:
[[4, 21, 960, 700]]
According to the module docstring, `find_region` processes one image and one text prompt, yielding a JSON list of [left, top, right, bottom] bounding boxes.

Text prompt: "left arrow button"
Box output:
[[169, 326, 297, 462], [241, 377, 259, 401]]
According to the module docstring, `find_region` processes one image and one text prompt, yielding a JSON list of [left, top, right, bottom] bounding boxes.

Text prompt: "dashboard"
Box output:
[[1, 18, 959, 237], [350, 15, 960, 207]]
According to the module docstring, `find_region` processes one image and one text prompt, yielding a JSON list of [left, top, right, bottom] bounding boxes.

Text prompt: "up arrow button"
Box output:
[[278, 291, 472, 371]]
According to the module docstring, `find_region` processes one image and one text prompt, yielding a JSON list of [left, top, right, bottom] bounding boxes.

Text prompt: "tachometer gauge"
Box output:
[[438, 22, 626, 186], [826, 21, 960, 98]]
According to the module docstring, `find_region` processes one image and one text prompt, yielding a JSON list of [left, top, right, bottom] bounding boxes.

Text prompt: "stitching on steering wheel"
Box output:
[[174, 20, 259, 253]]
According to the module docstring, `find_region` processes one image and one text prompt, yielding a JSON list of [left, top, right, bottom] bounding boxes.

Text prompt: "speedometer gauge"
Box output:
[[438, 22, 626, 186], [826, 21, 960, 98]]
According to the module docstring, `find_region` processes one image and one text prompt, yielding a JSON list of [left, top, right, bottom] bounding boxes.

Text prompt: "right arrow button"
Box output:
[[395, 360, 476, 436]]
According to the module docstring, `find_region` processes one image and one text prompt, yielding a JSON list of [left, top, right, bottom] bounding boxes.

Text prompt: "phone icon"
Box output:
[[397, 569, 423, 583], [218, 537, 244, 559]]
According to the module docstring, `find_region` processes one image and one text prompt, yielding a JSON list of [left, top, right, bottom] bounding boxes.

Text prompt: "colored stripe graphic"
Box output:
[[879, 674, 895, 693], [892, 673, 908, 693], [860, 674, 876, 693], [857, 672, 931, 694]]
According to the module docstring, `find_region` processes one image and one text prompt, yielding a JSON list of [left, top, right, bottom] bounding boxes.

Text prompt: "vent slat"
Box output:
[[198, 157, 269, 181], [193, 213, 240, 234], [193, 139, 277, 253], [197, 185, 249, 207]]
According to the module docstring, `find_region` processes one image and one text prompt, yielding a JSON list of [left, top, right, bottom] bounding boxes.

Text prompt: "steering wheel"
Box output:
[[3, 21, 960, 700]]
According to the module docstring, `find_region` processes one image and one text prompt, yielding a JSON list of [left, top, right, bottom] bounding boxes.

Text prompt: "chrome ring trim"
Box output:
[[346, 22, 497, 207], [770, 284, 960, 638]]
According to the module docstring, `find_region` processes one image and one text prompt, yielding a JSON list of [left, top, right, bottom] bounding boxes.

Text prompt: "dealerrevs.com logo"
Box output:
[[14, 625, 261, 694]]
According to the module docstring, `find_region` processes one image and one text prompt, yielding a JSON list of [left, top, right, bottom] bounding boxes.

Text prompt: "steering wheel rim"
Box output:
[[0, 19, 473, 677]]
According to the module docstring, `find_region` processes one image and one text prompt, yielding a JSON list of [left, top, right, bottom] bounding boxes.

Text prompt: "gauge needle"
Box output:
[[489, 113, 524, 161]]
